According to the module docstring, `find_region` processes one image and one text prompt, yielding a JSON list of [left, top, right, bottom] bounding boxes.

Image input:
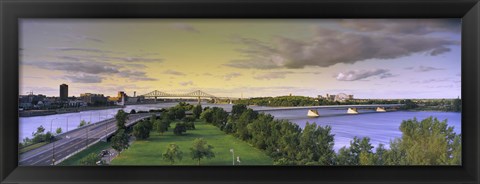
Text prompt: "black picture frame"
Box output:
[[1, 0, 479, 183]]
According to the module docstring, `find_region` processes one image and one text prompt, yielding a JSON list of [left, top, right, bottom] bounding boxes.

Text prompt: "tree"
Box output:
[[335, 137, 373, 165], [402, 99, 418, 110], [133, 121, 150, 140], [174, 123, 187, 135], [112, 129, 130, 152], [79, 153, 100, 165], [235, 109, 258, 141], [56, 127, 62, 135], [395, 117, 460, 165], [452, 97, 462, 112], [192, 104, 203, 119], [147, 114, 156, 131], [190, 138, 215, 165], [33, 125, 45, 137], [231, 104, 247, 120], [162, 144, 183, 165], [45, 132, 54, 142], [115, 110, 128, 130], [154, 119, 169, 135], [78, 120, 87, 128], [171, 106, 186, 120], [200, 109, 213, 123], [297, 122, 335, 165]]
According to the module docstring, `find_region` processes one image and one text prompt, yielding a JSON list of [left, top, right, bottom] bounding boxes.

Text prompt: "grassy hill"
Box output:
[[111, 121, 273, 165]]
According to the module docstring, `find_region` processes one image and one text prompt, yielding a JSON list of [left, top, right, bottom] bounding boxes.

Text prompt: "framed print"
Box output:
[[1, 0, 479, 184]]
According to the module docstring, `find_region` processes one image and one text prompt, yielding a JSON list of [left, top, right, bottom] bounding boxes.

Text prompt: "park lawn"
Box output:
[[111, 121, 274, 165], [59, 141, 111, 166]]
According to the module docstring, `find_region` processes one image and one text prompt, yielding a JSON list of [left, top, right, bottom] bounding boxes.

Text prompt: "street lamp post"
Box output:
[[85, 124, 89, 148], [230, 148, 234, 166], [50, 118, 57, 165]]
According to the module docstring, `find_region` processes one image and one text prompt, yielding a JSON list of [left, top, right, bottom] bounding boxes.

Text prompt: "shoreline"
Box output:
[[19, 105, 123, 117]]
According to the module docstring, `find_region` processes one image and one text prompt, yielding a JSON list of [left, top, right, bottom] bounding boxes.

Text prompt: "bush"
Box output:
[[79, 153, 100, 165]]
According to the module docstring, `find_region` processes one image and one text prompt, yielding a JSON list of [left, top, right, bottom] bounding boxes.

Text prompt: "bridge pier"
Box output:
[[307, 109, 320, 117], [347, 108, 359, 114], [197, 96, 201, 104], [376, 107, 386, 112]]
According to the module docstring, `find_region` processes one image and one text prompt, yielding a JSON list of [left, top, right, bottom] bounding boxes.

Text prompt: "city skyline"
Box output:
[[20, 19, 461, 99]]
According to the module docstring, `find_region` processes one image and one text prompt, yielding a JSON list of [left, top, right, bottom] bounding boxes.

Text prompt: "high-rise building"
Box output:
[[60, 84, 68, 101]]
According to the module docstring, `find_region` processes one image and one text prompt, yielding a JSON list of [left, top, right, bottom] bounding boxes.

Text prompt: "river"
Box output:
[[19, 102, 461, 151]]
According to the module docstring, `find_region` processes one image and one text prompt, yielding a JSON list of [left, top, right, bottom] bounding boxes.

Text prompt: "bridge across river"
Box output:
[[19, 113, 156, 166], [253, 104, 404, 117]]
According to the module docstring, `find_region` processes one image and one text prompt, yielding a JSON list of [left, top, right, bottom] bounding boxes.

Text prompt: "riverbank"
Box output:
[[19, 105, 123, 117]]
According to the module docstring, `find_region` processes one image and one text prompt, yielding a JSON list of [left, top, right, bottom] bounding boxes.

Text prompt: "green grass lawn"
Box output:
[[111, 121, 274, 165], [59, 141, 111, 166]]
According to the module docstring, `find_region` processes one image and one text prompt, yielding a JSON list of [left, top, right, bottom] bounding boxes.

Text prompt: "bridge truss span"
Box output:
[[140, 90, 219, 103]]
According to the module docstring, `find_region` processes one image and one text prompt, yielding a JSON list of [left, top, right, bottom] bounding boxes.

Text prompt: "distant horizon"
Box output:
[[20, 19, 461, 99]]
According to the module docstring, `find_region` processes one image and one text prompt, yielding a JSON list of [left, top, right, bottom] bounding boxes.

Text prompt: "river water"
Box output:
[[19, 102, 461, 151]]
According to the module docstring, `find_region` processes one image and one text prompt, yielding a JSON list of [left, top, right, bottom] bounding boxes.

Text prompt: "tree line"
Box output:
[[232, 96, 462, 112], [200, 104, 462, 165]]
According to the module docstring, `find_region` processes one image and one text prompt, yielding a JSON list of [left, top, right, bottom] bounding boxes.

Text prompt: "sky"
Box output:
[[19, 19, 461, 99]]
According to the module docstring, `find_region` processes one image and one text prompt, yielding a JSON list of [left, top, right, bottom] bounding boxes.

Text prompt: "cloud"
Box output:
[[253, 71, 293, 80], [55, 55, 162, 63], [430, 47, 451, 56], [335, 69, 391, 81], [64, 74, 104, 83], [64, 34, 104, 43], [109, 56, 162, 63], [24, 60, 120, 74], [163, 70, 186, 76], [226, 25, 458, 69], [50, 47, 117, 53], [223, 72, 242, 81], [179, 81, 194, 86], [170, 23, 200, 33], [412, 78, 450, 84], [406, 65, 445, 72], [339, 19, 460, 35], [118, 70, 158, 81]]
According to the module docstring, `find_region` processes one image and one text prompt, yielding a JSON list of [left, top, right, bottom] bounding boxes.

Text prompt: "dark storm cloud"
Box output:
[[335, 69, 391, 81], [226, 20, 459, 70]]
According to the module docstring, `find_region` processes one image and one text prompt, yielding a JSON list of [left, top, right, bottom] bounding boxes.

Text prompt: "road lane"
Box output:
[[19, 113, 155, 166]]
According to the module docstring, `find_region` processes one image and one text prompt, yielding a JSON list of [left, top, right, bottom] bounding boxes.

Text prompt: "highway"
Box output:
[[19, 113, 155, 166], [253, 104, 404, 112]]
